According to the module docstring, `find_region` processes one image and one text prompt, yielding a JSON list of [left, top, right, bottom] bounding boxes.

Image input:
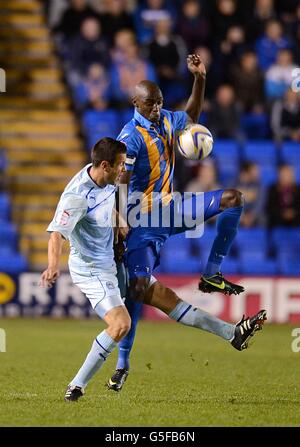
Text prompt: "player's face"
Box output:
[[135, 91, 163, 123], [108, 153, 126, 185]]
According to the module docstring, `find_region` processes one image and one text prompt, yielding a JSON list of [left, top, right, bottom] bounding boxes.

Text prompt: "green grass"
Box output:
[[0, 318, 299, 427]]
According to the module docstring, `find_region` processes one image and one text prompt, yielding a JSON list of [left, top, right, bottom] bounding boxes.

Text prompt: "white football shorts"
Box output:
[[73, 272, 124, 319]]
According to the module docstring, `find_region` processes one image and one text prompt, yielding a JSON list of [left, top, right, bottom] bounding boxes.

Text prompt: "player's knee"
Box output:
[[110, 315, 131, 340], [129, 277, 150, 302], [221, 189, 244, 209], [118, 320, 131, 339]]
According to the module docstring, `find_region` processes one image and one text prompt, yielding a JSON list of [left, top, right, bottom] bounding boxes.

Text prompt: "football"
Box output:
[[176, 124, 213, 160]]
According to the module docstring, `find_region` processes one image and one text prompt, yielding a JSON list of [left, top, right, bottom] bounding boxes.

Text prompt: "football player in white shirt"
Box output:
[[40, 137, 130, 402]]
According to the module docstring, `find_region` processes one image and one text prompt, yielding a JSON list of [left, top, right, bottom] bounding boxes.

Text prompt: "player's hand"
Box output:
[[114, 240, 125, 263], [118, 224, 129, 240], [187, 54, 206, 78], [39, 267, 60, 288]]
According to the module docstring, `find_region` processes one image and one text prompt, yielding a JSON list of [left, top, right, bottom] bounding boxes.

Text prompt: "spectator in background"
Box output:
[[230, 50, 268, 138], [54, 0, 100, 40], [266, 164, 300, 227], [276, 0, 300, 30], [245, 0, 277, 43], [110, 41, 157, 108], [147, 16, 187, 107], [230, 51, 264, 112], [134, 0, 176, 44], [217, 25, 247, 82], [73, 63, 110, 111], [111, 28, 137, 62], [271, 88, 300, 141], [176, 0, 211, 51], [207, 84, 241, 139], [237, 162, 266, 227], [211, 0, 241, 44], [69, 17, 110, 76], [265, 49, 297, 101], [99, 0, 134, 45], [192, 46, 221, 101], [186, 158, 221, 193], [291, 4, 300, 50], [255, 19, 291, 71], [185, 158, 221, 225]]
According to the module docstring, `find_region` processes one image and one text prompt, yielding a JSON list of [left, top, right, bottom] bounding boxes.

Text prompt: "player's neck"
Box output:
[[89, 166, 106, 188]]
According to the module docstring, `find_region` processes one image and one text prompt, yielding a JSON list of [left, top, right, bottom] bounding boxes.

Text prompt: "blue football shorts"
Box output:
[[126, 189, 224, 279]]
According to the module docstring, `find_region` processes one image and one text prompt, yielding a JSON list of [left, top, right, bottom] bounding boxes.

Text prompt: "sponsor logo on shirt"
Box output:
[[88, 193, 96, 204], [58, 210, 70, 226]]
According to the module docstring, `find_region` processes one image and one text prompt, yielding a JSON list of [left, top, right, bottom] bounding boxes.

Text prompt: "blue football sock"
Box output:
[[115, 261, 143, 370], [204, 206, 242, 277], [116, 261, 127, 299], [169, 300, 235, 340], [116, 298, 143, 370]]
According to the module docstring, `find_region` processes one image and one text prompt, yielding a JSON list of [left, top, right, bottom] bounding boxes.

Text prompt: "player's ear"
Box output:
[[100, 160, 111, 172]]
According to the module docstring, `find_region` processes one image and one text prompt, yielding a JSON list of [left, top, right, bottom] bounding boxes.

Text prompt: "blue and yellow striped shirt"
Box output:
[[118, 108, 188, 211]]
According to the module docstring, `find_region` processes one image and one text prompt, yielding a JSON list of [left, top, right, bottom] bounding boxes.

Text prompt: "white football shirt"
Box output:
[[47, 164, 117, 279]]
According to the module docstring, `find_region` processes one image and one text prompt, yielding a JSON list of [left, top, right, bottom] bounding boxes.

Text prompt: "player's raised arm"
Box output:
[[185, 54, 206, 124], [40, 231, 64, 287]]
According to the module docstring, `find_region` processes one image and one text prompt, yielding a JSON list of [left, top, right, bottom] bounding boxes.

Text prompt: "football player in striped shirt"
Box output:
[[107, 54, 266, 391]]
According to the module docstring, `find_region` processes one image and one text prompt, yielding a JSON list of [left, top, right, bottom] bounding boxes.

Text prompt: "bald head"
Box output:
[[133, 80, 161, 100], [132, 80, 163, 123]]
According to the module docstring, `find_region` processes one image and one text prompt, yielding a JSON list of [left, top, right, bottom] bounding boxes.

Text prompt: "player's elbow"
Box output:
[[50, 231, 64, 243]]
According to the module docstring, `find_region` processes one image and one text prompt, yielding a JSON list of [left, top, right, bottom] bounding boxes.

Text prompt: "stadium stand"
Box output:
[[0, 0, 87, 271], [211, 140, 240, 186]]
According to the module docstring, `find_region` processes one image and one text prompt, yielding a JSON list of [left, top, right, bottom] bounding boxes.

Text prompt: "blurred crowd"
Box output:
[[184, 158, 300, 228], [44, 0, 300, 229], [46, 0, 300, 139]]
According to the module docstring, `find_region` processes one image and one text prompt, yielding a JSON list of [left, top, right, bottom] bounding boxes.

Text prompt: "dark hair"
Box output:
[[241, 161, 256, 172], [91, 137, 126, 167]]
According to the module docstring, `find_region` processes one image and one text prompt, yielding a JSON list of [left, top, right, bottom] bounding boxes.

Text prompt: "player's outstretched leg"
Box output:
[[199, 190, 244, 295], [146, 281, 267, 351]]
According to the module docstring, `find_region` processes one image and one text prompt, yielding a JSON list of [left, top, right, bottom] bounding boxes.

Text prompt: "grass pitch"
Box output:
[[0, 318, 299, 427]]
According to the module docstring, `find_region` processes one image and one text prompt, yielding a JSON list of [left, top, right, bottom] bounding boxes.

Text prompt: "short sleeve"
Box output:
[[118, 130, 141, 172], [170, 111, 189, 132], [47, 193, 87, 239]]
